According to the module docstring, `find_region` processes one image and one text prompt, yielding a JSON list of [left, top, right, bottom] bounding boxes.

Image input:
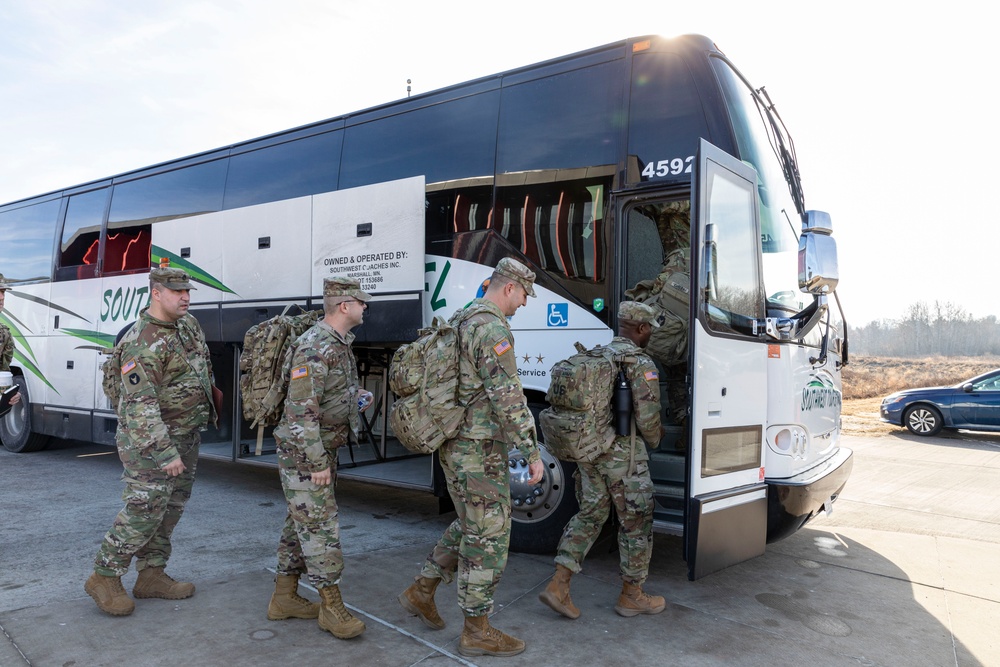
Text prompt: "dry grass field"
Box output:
[[841, 355, 1000, 436]]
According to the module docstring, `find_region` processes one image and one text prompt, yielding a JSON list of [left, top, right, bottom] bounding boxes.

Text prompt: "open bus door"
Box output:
[[684, 139, 768, 580]]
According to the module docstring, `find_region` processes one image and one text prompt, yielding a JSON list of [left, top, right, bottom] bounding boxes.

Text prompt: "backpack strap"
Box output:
[[628, 417, 637, 478]]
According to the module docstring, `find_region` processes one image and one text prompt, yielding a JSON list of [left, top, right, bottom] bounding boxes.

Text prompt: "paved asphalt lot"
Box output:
[[1, 428, 998, 666]]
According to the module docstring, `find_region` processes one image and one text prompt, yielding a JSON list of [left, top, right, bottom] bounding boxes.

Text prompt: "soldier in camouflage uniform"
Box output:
[[539, 301, 666, 619], [399, 257, 543, 658], [86, 267, 217, 616], [269, 277, 372, 640], [1, 274, 23, 407]]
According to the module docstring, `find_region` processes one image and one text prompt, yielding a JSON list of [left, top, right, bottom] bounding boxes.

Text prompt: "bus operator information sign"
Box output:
[[312, 176, 425, 295]]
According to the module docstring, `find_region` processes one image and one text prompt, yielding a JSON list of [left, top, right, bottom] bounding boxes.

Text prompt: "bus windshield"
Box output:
[[711, 58, 808, 318]]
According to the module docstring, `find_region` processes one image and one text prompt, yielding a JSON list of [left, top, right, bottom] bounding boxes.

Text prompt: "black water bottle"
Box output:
[[614, 368, 632, 436]]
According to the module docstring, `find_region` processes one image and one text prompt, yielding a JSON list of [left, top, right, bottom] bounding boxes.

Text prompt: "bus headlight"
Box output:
[[767, 425, 807, 458]]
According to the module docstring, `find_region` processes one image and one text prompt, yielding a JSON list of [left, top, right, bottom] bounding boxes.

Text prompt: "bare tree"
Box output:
[[851, 301, 1000, 356]]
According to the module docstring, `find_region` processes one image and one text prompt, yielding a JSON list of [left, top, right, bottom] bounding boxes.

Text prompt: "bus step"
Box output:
[[648, 452, 685, 483], [653, 482, 685, 523]]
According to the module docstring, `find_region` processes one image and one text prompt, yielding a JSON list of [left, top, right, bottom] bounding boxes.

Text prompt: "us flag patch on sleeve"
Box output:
[[644, 370, 659, 381], [121, 359, 137, 375], [493, 339, 512, 356], [291, 365, 309, 380]]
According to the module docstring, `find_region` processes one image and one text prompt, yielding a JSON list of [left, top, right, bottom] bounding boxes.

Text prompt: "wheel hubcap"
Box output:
[[508, 445, 565, 525], [909, 409, 935, 433]]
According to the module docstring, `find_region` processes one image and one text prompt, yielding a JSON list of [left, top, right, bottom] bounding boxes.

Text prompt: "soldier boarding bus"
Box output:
[[0, 35, 850, 579]]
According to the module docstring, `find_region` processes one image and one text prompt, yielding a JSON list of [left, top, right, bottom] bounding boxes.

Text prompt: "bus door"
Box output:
[[685, 139, 768, 580]]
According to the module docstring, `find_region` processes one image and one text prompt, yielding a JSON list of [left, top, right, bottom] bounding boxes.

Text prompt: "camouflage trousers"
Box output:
[[276, 461, 343, 589], [554, 437, 654, 584], [94, 432, 200, 577], [420, 437, 510, 616]]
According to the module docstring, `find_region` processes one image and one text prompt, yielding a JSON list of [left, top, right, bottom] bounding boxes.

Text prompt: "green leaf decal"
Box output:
[[62, 328, 117, 349], [151, 246, 236, 294], [11, 349, 57, 393], [0, 312, 38, 363]]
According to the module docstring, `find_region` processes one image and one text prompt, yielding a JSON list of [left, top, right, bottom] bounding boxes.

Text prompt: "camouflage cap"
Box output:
[[150, 267, 196, 291], [0, 273, 10, 291], [494, 257, 536, 297], [324, 276, 372, 302], [618, 301, 660, 328]]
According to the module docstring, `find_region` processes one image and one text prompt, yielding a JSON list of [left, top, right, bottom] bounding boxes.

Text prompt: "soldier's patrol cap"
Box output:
[[618, 301, 660, 328], [150, 267, 196, 291], [324, 277, 372, 303], [494, 257, 536, 297], [0, 273, 11, 291]]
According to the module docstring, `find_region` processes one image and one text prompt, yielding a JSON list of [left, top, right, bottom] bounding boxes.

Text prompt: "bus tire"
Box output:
[[508, 405, 579, 554], [1, 375, 50, 453]]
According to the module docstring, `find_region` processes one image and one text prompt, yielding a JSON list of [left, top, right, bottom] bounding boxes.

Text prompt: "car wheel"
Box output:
[[903, 404, 943, 437]]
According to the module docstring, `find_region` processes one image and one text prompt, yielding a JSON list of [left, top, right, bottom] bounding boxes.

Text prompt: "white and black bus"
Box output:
[[0, 34, 851, 579]]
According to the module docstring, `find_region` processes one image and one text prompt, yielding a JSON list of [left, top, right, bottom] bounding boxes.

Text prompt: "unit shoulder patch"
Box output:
[[121, 358, 149, 395]]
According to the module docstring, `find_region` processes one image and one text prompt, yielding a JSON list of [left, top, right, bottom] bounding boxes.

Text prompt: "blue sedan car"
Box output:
[[880, 369, 1000, 436]]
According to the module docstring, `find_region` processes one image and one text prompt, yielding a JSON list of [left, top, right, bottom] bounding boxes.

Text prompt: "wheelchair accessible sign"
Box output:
[[547, 303, 568, 327]]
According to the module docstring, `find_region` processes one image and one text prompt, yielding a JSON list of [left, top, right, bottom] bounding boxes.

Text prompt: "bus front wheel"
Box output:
[[508, 404, 579, 554], [1, 375, 50, 453]]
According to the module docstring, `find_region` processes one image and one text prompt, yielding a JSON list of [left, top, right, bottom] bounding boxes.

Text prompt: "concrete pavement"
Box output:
[[1, 431, 998, 666]]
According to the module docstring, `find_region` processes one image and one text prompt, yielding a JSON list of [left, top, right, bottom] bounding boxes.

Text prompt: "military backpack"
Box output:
[[387, 315, 465, 454], [539, 343, 631, 463], [100, 322, 140, 415], [625, 248, 690, 366], [100, 344, 126, 414], [239, 307, 322, 431]]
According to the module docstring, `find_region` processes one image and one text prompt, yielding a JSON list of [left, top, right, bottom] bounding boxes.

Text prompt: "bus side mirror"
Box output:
[[798, 210, 839, 294]]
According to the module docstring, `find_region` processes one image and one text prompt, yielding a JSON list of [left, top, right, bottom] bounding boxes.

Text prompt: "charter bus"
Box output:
[[0, 34, 851, 579]]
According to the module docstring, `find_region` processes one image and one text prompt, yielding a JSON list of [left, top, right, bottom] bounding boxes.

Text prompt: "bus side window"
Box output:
[[56, 188, 109, 281], [105, 159, 227, 274], [104, 226, 151, 274], [494, 178, 608, 282], [0, 198, 61, 284]]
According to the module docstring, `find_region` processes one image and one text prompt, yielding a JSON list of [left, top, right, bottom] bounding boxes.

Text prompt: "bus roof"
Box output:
[[2, 34, 720, 210]]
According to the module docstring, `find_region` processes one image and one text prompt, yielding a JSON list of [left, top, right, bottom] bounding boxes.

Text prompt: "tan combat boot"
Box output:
[[459, 614, 526, 657], [268, 574, 320, 620], [85, 572, 136, 616], [132, 566, 195, 600], [538, 564, 580, 619], [614, 581, 666, 617], [318, 585, 365, 639], [398, 576, 445, 629]]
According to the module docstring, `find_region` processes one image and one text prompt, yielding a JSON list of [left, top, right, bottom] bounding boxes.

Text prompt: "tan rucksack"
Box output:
[[100, 322, 142, 415], [239, 308, 322, 430], [626, 248, 690, 366], [539, 343, 631, 463], [388, 315, 464, 454]]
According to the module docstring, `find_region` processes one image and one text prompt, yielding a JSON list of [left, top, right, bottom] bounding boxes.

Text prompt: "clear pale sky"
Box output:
[[1, 0, 995, 326]]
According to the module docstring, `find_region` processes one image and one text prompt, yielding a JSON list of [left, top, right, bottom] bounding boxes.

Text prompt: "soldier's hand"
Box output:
[[311, 468, 332, 486], [8, 392, 19, 405], [528, 460, 544, 485], [163, 457, 186, 477]]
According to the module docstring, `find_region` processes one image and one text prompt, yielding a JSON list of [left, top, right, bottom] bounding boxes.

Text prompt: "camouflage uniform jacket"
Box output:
[[117, 307, 215, 467], [274, 320, 360, 474], [451, 299, 539, 464], [0, 323, 13, 372], [606, 337, 662, 458]]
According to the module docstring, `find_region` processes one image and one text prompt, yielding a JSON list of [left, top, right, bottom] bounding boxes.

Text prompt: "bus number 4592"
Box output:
[[642, 156, 695, 179]]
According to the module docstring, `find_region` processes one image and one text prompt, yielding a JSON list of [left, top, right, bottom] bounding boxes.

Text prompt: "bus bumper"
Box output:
[[765, 446, 854, 543]]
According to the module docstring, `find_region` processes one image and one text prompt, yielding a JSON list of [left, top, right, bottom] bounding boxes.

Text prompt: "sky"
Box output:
[[1, 0, 996, 327]]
